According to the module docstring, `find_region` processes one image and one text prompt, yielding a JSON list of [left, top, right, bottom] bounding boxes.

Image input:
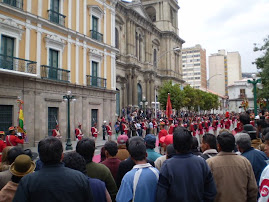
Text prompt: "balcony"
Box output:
[[1, 0, 23, 9], [86, 75, 106, 88], [90, 30, 103, 42], [41, 65, 70, 82], [47, 10, 66, 26], [0, 54, 37, 75]]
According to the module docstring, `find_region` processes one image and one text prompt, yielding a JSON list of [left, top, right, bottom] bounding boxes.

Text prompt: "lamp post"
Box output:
[[63, 91, 76, 150], [140, 96, 148, 117], [206, 73, 222, 91], [247, 74, 261, 116]]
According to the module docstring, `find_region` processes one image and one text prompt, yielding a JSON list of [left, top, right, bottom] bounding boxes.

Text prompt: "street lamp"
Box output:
[[63, 91, 76, 150], [140, 96, 148, 117], [157, 47, 181, 62], [206, 73, 222, 91], [248, 74, 261, 116]]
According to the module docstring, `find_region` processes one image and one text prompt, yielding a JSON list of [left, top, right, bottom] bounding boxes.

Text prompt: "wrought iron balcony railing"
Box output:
[[90, 30, 103, 42], [41, 65, 70, 82], [47, 10, 66, 26], [0, 54, 37, 74], [86, 75, 106, 88], [1, 0, 23, 9]]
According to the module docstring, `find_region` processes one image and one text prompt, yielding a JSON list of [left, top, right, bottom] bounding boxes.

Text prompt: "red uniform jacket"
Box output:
[[224, 119, 231, 129], [250, 121, 255, 127], [205, 121, 209, 132], [0, 140, 6, 162], [122, 124, 128, 135], [190, 123, 196, 136], [106, 125, 112, 136], [75, 128, 83, 140], [236, 121, 243, 133], [220, 119, 224, 128], [198, 123, 204, 135], [5, 135, 24, 146], [168, 124, 175, 135], [158, 129, 168, 142], [91, 127, 98, 137]]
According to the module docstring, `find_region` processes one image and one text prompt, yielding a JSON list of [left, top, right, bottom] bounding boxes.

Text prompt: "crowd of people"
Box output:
[[1, 111, 269, 201]]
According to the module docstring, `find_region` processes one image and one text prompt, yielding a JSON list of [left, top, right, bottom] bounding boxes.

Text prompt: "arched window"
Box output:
[[137, 83, 142, 106], [153, 49, 157, 67], [115, 28, 119, 49], [146, 6, 156, 22]]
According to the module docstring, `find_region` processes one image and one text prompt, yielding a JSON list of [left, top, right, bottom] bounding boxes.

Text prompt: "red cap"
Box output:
[[225, 111, 229, 118], [117, 135, 128, 144], [168, 118, 173, 121], [164, 135, 173, 146], [9, 126, 15, 131], [0, 131, 5, 135]]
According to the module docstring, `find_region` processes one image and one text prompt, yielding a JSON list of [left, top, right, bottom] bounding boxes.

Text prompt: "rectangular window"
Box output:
[[0, 35, 15, 70], [91, 109, 98, 127], [91, 16, 99, 40], [91, 61, 98, 86], [48, 107, 58, 136], [3, 0, 23, 9], [0, 105, 13, 133], [50, 0, 60, 24], [194, 63, 200, 66], [49, 49, 59, 80], [240, 89, 246, 98]]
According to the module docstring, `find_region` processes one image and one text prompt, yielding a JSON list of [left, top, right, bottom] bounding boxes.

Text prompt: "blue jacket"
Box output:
[[156, 153, 216, 202], [242, 147, 268, 185]]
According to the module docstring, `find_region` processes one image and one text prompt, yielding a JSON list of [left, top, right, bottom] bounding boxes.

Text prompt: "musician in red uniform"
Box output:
[[52, 125, 62, 140], [6, 126, 24, 146], [91, 123, 98, 142], [198, 119, 204, 136], [158, 122, 168, 154], [75, 124, 83, 141], [250, 115, 255, 127], [224, 118, 231, 130], [106, 122, 113, 141], [122, 121, 129, 136], [0, 131, 6, 162], [190, 119, 197, 137], [213, 119, 219, 136], [235, 119, 243, 133], [168, 118, 175, 135], [204, 118, 210, 133]]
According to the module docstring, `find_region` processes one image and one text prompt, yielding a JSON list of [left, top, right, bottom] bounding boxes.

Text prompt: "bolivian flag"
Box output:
[[18, 104, 26, 135]]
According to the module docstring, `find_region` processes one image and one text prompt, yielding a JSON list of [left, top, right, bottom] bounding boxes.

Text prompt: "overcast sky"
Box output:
[[177, 0, 269, 73]]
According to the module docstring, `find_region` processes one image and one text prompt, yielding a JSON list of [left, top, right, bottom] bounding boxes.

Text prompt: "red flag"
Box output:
[[166, 93, 172, 119]]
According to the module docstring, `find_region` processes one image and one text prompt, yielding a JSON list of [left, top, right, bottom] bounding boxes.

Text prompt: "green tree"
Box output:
[[254, 35, 269, 109], [158, 80, 184, 110]]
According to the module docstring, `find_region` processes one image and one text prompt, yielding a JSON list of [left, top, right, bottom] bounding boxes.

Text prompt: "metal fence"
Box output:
[[86, 75, 106, 88], [41, 65, 70, 82]]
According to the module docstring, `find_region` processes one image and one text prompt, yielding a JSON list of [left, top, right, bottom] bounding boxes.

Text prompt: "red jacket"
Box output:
[[0, 140, 6, 162], [168, 124, 175, 135], [5, 135, 24, 146], [158, 129, 168, 141], [106, 125, 112, 136]]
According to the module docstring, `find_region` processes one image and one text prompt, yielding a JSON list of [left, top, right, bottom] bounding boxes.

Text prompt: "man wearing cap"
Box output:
[[75, 124, 83, 141], [158, 122, 168, 154], [106, 122, 113, 141], [116, 135, 129, 161], [0, 131, 6, 162], [243, 124, 263, 150], [52, 125, 62, 140], [6, 127, 24, 146], [0, 154, 35, 202], [145, 134, 162, 162], [91, 123, 98, 142], [168, 118, 175, 135], [14, 137, 93, 202]]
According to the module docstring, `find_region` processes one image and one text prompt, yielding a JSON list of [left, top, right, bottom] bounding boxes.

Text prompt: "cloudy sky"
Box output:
[[177, 0, 269, 73]]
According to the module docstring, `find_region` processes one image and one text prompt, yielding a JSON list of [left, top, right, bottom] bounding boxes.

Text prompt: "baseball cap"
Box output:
[[144, 134, 156, 146], [117, 135, 128, 144]]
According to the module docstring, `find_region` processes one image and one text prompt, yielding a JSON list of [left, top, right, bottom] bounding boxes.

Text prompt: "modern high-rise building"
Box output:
[[182, 44, 206, 89], [208, 50, 242, 96]]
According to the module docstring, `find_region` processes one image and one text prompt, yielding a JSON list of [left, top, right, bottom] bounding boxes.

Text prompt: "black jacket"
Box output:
[[13, 163, 93, 202]]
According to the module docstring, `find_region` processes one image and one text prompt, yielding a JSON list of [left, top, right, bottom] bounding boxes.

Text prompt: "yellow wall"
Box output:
[[106, 55, 111, 89], [72, 0, 76, 31], [29, 30, 37, 62], [71, 44, 76, 83], [42, 0, 48, 19], [79, 46, 83, 84], [107, 10, 112, 46], [19, 32, 25, 59], [32, 0, 38, 16]]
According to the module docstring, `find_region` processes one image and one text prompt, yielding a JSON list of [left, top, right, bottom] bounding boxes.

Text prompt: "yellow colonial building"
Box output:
[[0, 0, 118, 146]]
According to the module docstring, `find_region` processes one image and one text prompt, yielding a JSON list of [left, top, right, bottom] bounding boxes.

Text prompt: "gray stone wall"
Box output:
[[0, 73, 116, 147]]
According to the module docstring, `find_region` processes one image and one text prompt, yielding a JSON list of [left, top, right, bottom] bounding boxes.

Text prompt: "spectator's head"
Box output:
[[191, 137, 199, 151], [166, 144, 176, 159], [242, 124, 257, 140], [201, 133, 217, 152], [126, 136, 144, 151], [1, 146, 13, 165], [0, 131, 4, 140], [144, 134, 156, 149], [217, 132, 235, 152], [104, 141, 118, 158], [239, 113, 250, 125], [173, 127, 192, 154], [7, 147, 25, 165], [76, 138, 95, 162], [219, 129, 232, 135], [63, 152, 86, 174], [38, 137, 63, 165], [10, 154, 35, 183], [24, 149, 38, 161], [128, 138, 147, 162], [117, 135, 128, 145], [235, 133, 252, 153]]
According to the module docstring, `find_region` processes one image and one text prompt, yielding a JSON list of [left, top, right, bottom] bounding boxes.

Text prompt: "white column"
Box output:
[[83, 41, 87, 86], [83, 0, 87, 35], [111, 53, 116, 90], [111, 10, 115, 46], [76, 0, 79, 32], [68, 0, 72, 29], [38, 0, 42, 16], [75, 39, 79, 84], [25, 19, 30, 60], [27, 0, 31, 12], [104, 49, 107, 79], [67, 35, 71, 82], [104, 8, 106, 44], [36, 24, 42, 77]]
